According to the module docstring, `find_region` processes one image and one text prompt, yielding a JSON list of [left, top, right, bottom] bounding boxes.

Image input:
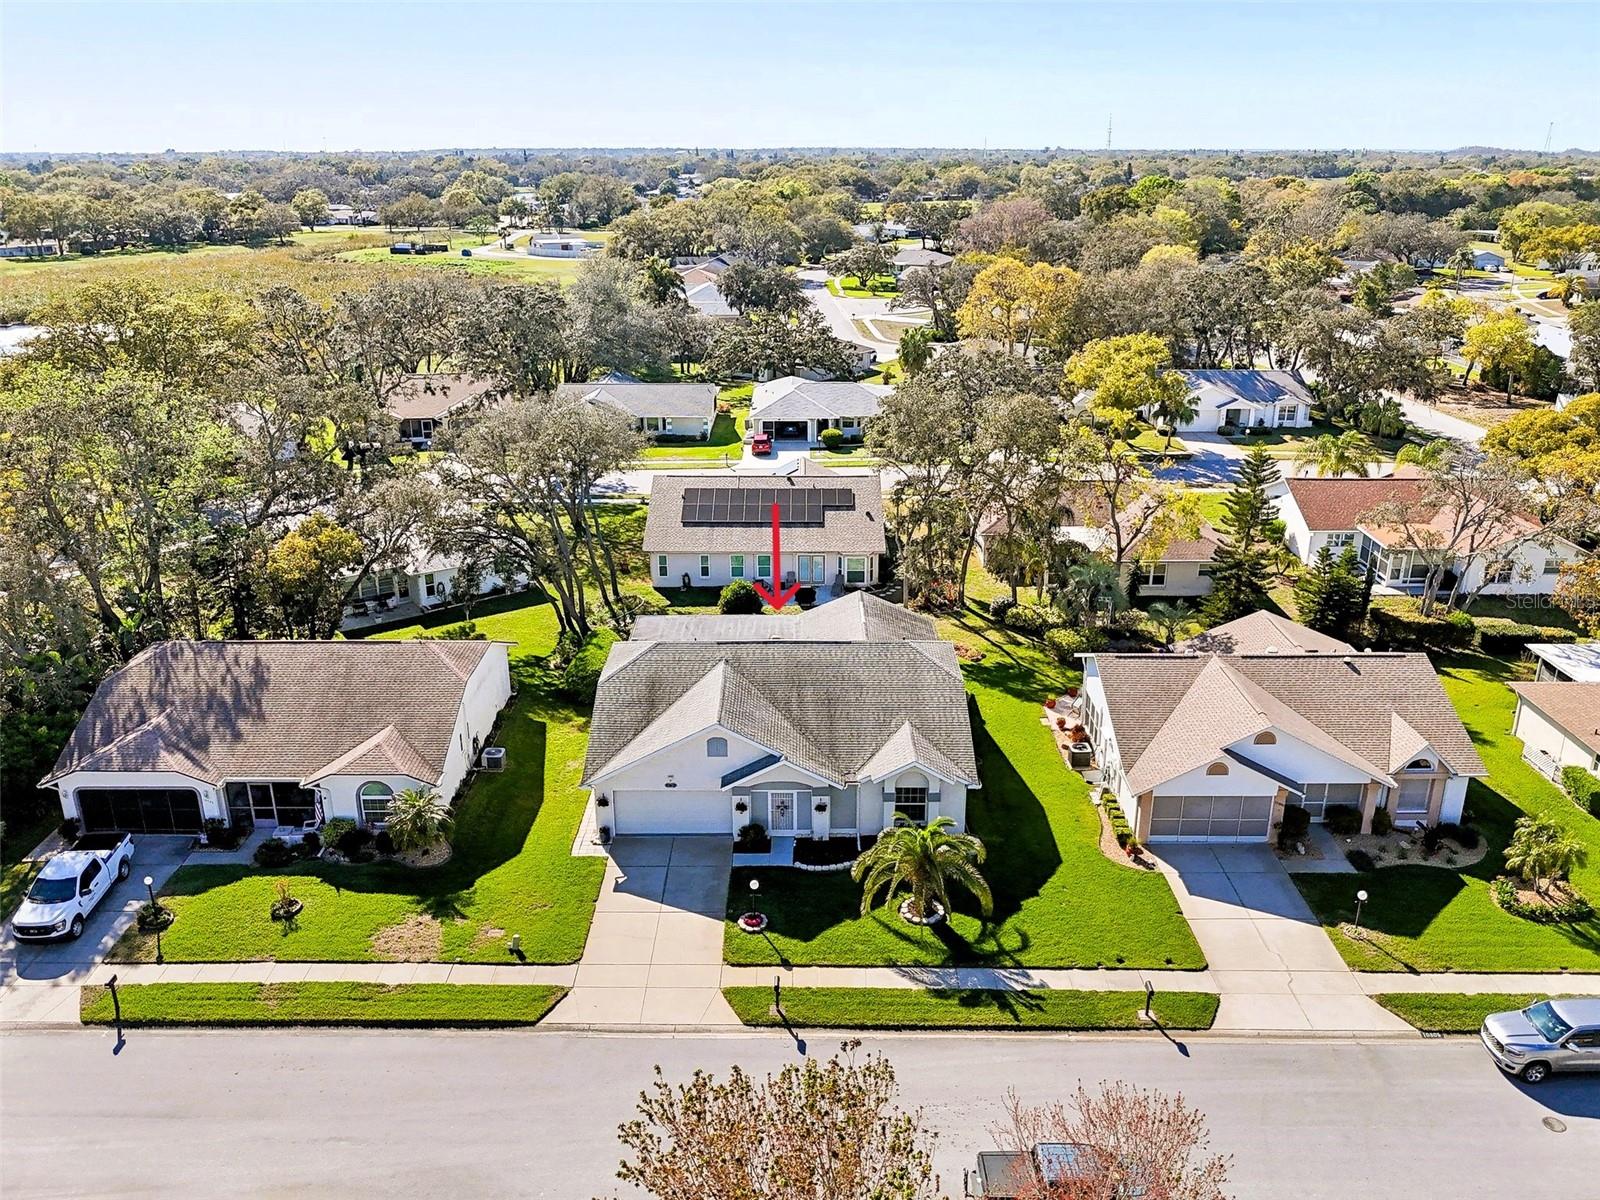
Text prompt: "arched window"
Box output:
[[1206, 761, 1230, 776], [893, 770, 929, 825], [706, 737, 728, 758], [1253, 731, 1277, 745], [359, 781, 394, 825], [1405, 757, 1433, 771]]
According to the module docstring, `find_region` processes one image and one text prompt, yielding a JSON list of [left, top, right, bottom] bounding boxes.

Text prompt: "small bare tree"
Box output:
[[994, 1081, 1231, 1200], [615, 1041, 940, 1200]]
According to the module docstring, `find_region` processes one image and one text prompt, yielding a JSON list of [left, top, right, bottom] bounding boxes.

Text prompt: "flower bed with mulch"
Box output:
[[1341, 830, 1487, 872], [1491, 877, 1595, 924]]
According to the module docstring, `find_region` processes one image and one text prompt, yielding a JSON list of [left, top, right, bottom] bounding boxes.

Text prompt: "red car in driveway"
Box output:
[[751, 432, 774, 456]]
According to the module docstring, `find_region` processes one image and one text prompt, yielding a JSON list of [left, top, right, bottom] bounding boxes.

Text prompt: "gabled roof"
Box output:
[[44, 640, 501, 788], [386, 374, 500, 422], [1281, 473, 1430, 532], [1510, 683, 1600, 756], [892, 246, 953, 268], [643, 463, 886, 556], [684, 280, 736, 318], [632, 591, 937, 646], [1175, 612, 1355, 656], [978, 486, 1220, 565], [1181, 370, 1313, 411], [1091, 649, 1484, 795], [555, 381, 717, 420], [582, 617, 978, 789], [750, 376, 889, 421]]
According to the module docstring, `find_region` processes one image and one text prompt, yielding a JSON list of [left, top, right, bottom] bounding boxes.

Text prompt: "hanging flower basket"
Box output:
[[737, 912, 769, 933]]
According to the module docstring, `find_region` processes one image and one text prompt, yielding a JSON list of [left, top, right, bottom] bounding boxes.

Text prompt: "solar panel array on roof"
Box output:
[[681, 486, 857, 527]]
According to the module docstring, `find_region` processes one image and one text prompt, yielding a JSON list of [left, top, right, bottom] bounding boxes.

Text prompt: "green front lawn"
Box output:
[[1219, 416, 1414, 459], [828, 274, 899, 298], [723, 986, 1218, 1030], [1292, 652, 1600, 973], [109, 599, 606, 964], [1374, 991, 1575, 1034], [2, 813, 56, 923], [724, 611, 1205, 970], [636, 410, 745, 461], [80, 982, 566, 1028]]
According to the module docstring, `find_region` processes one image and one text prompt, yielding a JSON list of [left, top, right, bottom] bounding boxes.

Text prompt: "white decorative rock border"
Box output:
[[898, 898, 946, 926], [737, 912, 769, 933]]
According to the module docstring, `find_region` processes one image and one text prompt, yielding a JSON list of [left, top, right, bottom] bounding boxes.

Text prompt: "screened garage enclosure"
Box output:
[[1147, 795, 1273, 842], [77, 787, 203, 834]]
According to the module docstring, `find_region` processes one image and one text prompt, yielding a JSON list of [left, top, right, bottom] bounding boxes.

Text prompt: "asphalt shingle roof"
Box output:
[[44, 641, 498, 787], [750, 377, 889, 422], [1510, 683, 1600, 756], [1175, 612, 1354, 655], [386, 374, 500, 422], [1091, 649, 1484, 794], [555, 382, 717, 421], [631, 592, 936, 644], [1181, 369, 1313, 411], [643, 465, 887, 555]]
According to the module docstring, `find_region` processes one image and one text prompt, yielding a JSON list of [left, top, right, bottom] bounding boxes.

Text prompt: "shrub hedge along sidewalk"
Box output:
[[80, 982, 567, 1028], [1292, 653, 1600, 973], [723, 618, 1205, 970], [723, 986, 1219, 1030], [1374, 992, 1579, 1034], [108, 602, 606, 965]]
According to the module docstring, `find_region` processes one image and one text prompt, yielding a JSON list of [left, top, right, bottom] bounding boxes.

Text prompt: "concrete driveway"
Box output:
[[0, 835, 193, 1021], [1152, 843, 1409, 1033], [549, 836, 738, 1028]]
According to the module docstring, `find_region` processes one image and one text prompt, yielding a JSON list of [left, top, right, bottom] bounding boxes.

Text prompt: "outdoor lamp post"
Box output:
[[1354, 888, 1369, 934], [143, 875, 156, 908]]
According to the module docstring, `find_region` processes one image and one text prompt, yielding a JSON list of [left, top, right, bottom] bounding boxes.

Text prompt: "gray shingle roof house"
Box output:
[[1080, 622, 1483, 843], [643, 459, 886, 591], [43, 640, 513, 837], [749, 376, 890, 444], [1174, 611, 1354, 656], [1160, 370, 1315, 434], [556, 381, 718, 439], [891, 246, 954, 274], [685, 279, 738, 320], [581, 593, 979, 838], [386, 373, 501, 447]]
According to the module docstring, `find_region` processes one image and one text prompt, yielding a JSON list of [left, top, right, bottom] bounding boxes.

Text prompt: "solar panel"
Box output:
[[680, 484, 858, 526]]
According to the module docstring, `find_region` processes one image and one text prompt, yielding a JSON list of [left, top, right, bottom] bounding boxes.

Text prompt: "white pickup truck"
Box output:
[[11, 833, 136, 941]]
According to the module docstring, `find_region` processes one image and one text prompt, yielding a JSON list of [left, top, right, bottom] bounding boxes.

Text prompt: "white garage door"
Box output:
[[1147, 794, 1273, 843], [611, 789, 731, 836]]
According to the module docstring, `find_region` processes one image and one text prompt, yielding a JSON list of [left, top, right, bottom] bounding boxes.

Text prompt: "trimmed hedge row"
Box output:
[[1367, 598, 1576, 655], [1560, 766, 1600, 818]]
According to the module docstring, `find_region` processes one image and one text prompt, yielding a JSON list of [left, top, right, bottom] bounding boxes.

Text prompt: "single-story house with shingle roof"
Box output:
[[42, 640, 512, 837], [684, 279, 739, 321], [581, 592, 978, 838], [556, 381, 718, 440], [1511, 682, 1600, 780], [891, 246, 953, 276], [644, 459, 885, 591], [1175, 611, 1354, 656], [386, 373, 502, 448], [1148, 370, 1314, 433], [1081, 627, 1484, 842], [749, 375, 890, 444]]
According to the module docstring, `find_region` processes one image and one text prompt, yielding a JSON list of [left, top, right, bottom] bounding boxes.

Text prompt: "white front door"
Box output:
[[768, 791, 797, 833]]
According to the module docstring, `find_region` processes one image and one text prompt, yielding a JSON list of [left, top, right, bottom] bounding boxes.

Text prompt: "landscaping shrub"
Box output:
[[733, 823, 770, 854], [374, 830, 396, 856], [1472, 618, 1576, 657], [796, 586, 817, 608], [1367, 598, 1475, 650], [560, 627, 620, 704], [987, 596, 1017, 623], [299, 831, 321, 856], [1370, 806, 1394, 836], [203, 818, 248, 850], [1043, 626, 1103, 664], [1436, 821, 1479, 850], [1491, 877, 1596, 923], [819, 427, 844, 451], [718, 580, 764, 615], [335, 825, 375, 862], [1003, 603, 1064, 635], [320, 818, 355, 849], [253, 838, 295, 868], [1324, 804, 1362, 836], [1345, 849, 1377, 872], [1419, 823, 1444, 856], [1277, 804, 1311, 851], [1560, 765, 1600, 818]]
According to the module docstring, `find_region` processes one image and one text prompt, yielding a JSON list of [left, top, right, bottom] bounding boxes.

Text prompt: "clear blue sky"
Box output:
[[3, 1, 1595, 154]]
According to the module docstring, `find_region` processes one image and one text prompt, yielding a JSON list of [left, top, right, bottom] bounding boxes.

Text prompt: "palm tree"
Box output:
[[1156, 389, 1199, 451], [1146, 600, 1194, 647], [852, 816, 993, 924], [1449, 245, 1476, 282], [384, 788, 454, 852], [1062, 558, 1127, 628], [1553, 274, 1590, 309], [1293, 430, 1380, 478], [1504, 816, 1588, 897]]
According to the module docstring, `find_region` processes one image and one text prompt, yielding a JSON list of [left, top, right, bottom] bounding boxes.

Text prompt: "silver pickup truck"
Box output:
[[11, 833, 136, 941]]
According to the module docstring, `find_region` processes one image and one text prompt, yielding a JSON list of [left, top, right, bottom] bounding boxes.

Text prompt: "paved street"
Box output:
[[1399, 397, 1488, 443], [3, 1029, 1594, 1198]]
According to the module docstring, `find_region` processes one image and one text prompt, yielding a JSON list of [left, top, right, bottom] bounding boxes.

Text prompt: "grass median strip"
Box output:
[[722, 987, 1218, 1031], [1374, 992, 1576, 1034], [79, 982, 567, 1028]]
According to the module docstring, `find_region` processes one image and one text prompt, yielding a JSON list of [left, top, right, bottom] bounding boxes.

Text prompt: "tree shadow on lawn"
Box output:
[[926, 986, 1047, 1023]]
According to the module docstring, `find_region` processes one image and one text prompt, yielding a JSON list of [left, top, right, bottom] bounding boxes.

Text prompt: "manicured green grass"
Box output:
[[1125, 425, 1189, 455], [1220, 417, 1414, 459], [723, 986, 1218, 1030], [724, 609, 1205, 970], [1, 813, 56, 923], [827, 274, 899, 298], [1292, 652, 1600, 973], [1373, 991, 1575, 1034], [338, 242, 589, 285], [109, 599, 606, 964], [636, 410, 746, 461], [80, 982, 566, 1028]]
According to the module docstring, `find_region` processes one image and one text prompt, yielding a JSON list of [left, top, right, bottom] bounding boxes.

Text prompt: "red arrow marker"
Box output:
[[753, 501, 801, 609]]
